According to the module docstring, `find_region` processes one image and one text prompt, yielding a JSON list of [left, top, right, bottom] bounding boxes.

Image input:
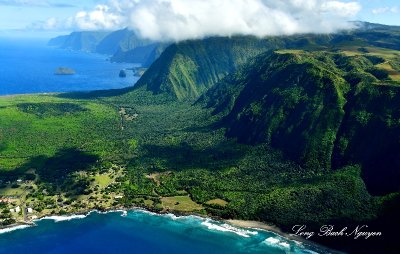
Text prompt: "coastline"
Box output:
[[0, 207, 339, 253]]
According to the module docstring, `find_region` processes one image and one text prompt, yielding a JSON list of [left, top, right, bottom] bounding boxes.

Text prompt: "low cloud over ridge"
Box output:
[[43, 0, 363, 41]]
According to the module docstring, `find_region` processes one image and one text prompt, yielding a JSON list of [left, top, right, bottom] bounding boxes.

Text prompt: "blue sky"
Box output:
[[357, 0, 400, 25], [0, 0, 399, 39], [0, 0, 96, 37]]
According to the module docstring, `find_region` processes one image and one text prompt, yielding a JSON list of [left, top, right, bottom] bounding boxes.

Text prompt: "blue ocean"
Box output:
[[0, 210, 327, 254], [0, 38, 138, 96]]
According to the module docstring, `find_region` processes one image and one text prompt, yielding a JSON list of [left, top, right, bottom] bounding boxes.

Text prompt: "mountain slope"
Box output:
[[133, 23, 400, 101], [201, 50, 400, 195], [203, 51, 351, 170], [134, 36, 287, 100], [95, 28, 153, 55], [333, 83, 400, 195]]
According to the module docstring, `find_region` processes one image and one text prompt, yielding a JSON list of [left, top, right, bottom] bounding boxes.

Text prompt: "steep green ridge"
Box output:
[[333, 84, 400, 195], [134, 36, 287, 100], [201, 50, 400, 195], [134, 22, 400, 101], [95, 28, 152, 55], [204, 51, 350, 170]]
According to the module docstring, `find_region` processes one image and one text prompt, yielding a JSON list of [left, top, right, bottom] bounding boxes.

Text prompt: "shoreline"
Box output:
[[1, 207, 339, 253], [0, 92, 59, 99]]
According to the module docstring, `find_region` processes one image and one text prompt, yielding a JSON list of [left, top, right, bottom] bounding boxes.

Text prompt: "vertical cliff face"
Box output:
[[332, 84, 400, 195], [95, 28, 151, 55], [203, 52, 350, 170], [134, 36, 287, 100], [200, 50, 400, 195]]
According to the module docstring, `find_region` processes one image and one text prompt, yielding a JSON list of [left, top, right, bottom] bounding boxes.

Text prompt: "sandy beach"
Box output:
[[226, 220, 297, 239]]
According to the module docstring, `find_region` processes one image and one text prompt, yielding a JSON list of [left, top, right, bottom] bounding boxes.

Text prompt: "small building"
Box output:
[[15, 206, 21, 213], [27, 208, 33, 213], [9, 209, 15, 213]]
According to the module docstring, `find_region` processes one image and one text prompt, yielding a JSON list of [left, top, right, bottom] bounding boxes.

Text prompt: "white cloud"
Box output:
[[31, 0, 363, 41], [66, 4, 124, 30], [372, 6, 398, 15], [126, 0, 362, 41], [321, 1, 361, 17]]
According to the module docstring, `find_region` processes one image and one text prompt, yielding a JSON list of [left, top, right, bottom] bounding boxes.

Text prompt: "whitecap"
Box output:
[[164, 214, 204, 223], [37, 214, 86, 222], [201, 220, 258, 238], [0, 225, 31, 234], [262, 237, 291, 250], [264, 237, 280, 244], [278, 241, 290, 248], [133, 209, 160, 217]]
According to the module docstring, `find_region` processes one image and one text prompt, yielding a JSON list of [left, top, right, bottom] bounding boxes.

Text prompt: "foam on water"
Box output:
[[0, 225, 31, 234], [263, 236, 291, 250], [201, 219, 258, 238], [36, 214, 87, 222]]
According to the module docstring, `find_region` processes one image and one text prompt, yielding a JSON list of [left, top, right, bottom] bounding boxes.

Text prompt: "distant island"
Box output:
[[55, 67, 76, 75], [119, 70, 127, 78]]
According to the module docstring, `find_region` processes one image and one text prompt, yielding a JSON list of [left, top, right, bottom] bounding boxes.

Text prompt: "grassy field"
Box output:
[[377, 62, 400, 81], [161, 196, 203, 212], [205, 199, 228, 207], [94, 174, 113, 188], [333, 45, 400, 83]]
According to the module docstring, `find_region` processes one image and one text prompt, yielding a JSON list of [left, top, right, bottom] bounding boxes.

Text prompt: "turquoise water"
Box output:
[[0, 38, 138, 96], [0, 210, 327, 254]]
